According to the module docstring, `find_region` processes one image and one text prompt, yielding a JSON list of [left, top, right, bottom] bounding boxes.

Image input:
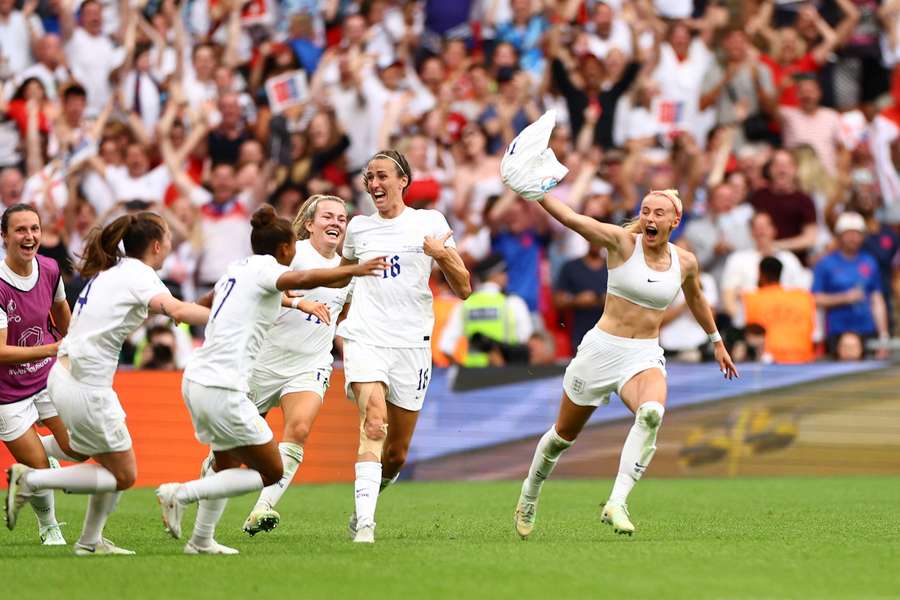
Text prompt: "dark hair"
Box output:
[[1, 203, 40, 235], [759, 256, 783, 284], [63, 84, 87, 101], [250, 205, 295, 256], [79, 212, 167, 278], [365, 150, 412, 195], [11, 77, 45, 102]]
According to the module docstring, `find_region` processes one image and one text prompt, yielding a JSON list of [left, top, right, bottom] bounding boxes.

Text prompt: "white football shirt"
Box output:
[[60, 257, 169, 387], [257, 240, 351, 374], [184, 254, 290, 392], [337, 207, 454, 348]]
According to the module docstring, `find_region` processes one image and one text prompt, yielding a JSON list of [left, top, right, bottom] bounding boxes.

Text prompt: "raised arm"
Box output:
[[680, 251, 738, 378], [536, 192, 631, 252]]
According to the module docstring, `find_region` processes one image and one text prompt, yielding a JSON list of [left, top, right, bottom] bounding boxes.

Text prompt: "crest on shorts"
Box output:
[[571, 376, 585, 394]]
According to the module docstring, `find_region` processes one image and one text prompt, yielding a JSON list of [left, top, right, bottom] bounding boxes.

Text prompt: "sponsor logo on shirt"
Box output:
[[5, 299, 21, 323]]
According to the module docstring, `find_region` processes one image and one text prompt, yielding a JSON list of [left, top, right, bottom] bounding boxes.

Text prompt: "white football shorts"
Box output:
[[563, 327, 667, 407], [183, 378, 273, 451], [249, 364, 332, 414], [343, 339, 432, 412], [47, 362, 132, 455]]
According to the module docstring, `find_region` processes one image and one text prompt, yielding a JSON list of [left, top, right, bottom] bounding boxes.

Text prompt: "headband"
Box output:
[[371, 154, 408, 178], [647, 189, 682, 219]]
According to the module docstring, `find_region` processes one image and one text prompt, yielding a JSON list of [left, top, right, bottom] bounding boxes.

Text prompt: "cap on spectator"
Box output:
[[835, 212, 866, 235], [474, 253, 507, 280]]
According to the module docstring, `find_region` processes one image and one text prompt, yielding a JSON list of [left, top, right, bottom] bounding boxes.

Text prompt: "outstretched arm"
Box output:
[[0, 328, 58, 364], [276, 257, 389, 291], [536, 193, 631, 253], [681, 252, 738, 379], [148, 293, 211, 326]]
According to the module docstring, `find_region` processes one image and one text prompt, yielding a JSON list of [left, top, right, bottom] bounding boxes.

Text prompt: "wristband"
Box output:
[[708, 331, 722, 344], [291, 297, 301, 309]]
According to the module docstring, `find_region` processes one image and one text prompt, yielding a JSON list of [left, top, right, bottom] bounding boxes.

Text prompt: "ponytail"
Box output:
[[79, 212, 167, 278], [291, 194, 346, 240]]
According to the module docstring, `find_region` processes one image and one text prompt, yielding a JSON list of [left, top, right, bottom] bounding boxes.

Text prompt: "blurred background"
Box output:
[[1, 0, 900, 484]]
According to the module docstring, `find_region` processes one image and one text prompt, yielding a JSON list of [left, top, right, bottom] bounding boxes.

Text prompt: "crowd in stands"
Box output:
[[1, 0, 899, 368]]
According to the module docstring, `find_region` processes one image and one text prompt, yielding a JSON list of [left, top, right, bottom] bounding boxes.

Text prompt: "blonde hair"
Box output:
[[291, 194, 347, 240], [792, 145, 835, 200], [623, 189, 683, 233]]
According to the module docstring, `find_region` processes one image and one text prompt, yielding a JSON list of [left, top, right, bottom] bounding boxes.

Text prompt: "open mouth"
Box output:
[[324, 228, 341, 239], [372, 191, 386, 201], [645, 225, 659, 240], [20, 243, 36, 253]]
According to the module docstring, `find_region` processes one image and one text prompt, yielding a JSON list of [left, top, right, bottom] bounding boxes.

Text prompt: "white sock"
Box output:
[[29, 489, 57, 529], [255, 442, 303, 509], [190, 498, 228, 546], [609, 401, 665, 505], [23, 463, 117, 494], [175, 468, 264, 504], [379, 473, 399, 493], [39, 435, 81, 463], [354, 461, 382, 528], [522, 427, 573, 501], [78, 491, 121, 546]]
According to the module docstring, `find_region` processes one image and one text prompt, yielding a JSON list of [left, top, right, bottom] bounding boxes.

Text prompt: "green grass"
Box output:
[[2, 477, 899, 599]]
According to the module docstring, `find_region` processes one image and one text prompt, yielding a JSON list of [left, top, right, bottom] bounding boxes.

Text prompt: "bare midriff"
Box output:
[[594, 294, 666, 339]]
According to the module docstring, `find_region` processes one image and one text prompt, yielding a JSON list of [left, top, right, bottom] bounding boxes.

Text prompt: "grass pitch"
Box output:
[[2, 476, 898, 599]]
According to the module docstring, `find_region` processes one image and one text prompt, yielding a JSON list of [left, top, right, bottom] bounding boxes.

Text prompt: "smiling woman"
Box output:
[[0, 203, 77, 547]]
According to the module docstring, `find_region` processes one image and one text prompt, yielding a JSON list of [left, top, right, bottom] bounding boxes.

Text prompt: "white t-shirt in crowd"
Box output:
[[338, 207, 454, 348], [651, 39, 714, 144], [195, 194, 253, 285], [0, 11, 44, 73], [65, 28, 126, 116], [60, 257, 169, 386], [585, 19, 633, 59], [257, 240, 351, 375], [13, 63, 68, 101], [106, 164, 170, 203], [184, 254, 290, 392], [0, 259, 66, 329]]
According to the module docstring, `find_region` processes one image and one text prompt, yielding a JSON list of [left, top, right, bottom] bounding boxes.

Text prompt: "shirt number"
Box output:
[[416, 368, 430, 391], [75, 278, 94, 316], [212, 278, 236, 319], [382, 255, 401, 279]]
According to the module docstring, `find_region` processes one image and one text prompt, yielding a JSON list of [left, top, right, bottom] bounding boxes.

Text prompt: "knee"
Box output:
[[364, 416, 387, 442], [285, 421, 312, 445], [382, 442, 408, 469], [636, 401, 665, 431], [114, 466, 137, 490]]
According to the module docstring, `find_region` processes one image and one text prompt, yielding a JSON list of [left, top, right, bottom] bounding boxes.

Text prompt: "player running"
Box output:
[[5, 212, 212, 555], [341, 150, 471, 544], [156, 205, 385, 554], [510, 186, 739, 539], [241, 195, 352, 536]]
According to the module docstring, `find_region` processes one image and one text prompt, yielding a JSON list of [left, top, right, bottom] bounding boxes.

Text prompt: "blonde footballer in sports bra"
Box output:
[[513, 188, 738, 539]]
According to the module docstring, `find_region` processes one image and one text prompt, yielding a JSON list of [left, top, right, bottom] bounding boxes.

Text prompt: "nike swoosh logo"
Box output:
[[647, 279, 660, 283]]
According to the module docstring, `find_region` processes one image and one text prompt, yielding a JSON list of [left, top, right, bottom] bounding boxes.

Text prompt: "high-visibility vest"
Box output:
[[462, 290, 517, 367]]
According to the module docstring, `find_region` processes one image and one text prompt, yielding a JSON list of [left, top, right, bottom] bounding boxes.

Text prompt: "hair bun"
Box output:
[[251, 205, 277, 229]]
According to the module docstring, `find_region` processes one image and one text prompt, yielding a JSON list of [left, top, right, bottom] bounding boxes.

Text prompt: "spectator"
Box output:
[[812, 212, 889, 355], [0, 166, 23, 208], [744, 256, 817, 364], [748, 149, 819, 258], [554, 243, 608, 349], [834, 331, 865, 361], [439, 253, 533, 367], [699, 28, 776, 147], [61, 0, 126, 117], [720, 211, 810, 328], [15, 33, 68, 101], [492, 0, 549, 78], [0, 0, 44, 74], [683, 181, 754, 282], [103, 142, 170, 203], [778, 77, 843, 175], [207, 92, 252, 165]]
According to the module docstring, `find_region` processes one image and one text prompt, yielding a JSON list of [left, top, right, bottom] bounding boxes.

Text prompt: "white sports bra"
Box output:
[[607, 235, 682, 311]]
